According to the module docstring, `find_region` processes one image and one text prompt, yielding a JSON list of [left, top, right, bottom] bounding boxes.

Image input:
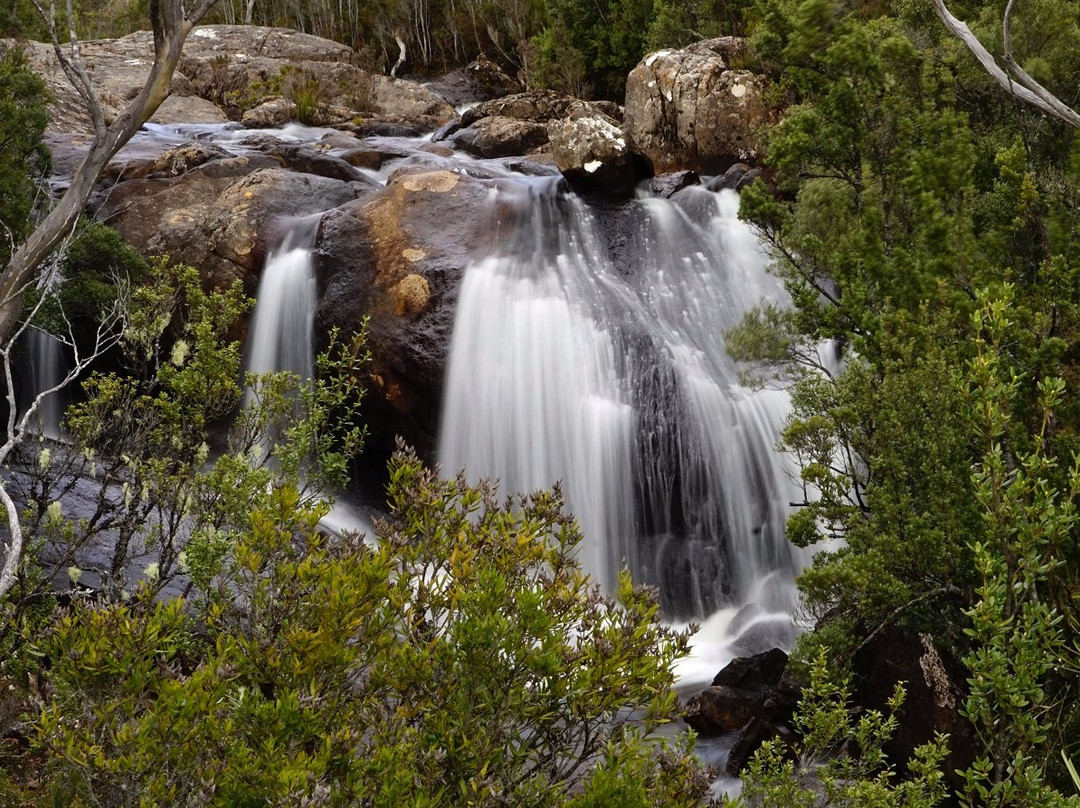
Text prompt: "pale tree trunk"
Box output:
[[0, 0, 221, 348], [391, 29, 406, 77], [933, 0, 1080, 131]]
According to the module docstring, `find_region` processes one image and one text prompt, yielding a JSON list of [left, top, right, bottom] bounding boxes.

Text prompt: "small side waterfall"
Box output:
[[21, 328, 67, 440], [244, 217, 320, 389], [438, 181, 805, 666]]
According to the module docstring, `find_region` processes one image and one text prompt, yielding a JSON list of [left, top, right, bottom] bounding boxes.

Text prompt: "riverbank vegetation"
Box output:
[[4, 0, 1080, 804]]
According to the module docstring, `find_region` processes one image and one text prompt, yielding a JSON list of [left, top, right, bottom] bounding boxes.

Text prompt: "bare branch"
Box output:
[[933, 0, 1080, 131]]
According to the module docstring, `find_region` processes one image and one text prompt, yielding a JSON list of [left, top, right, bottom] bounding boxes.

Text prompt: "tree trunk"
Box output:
[[0, 0, 221, 347]]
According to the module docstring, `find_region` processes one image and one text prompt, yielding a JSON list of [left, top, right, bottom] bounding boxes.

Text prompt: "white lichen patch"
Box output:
[[731, 82, 747, 98], [192, 27, 218, 38], [584, 160, 603, 173]]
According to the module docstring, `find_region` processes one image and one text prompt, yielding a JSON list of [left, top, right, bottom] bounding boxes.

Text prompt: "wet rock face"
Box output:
[[684, 648, 799, 737], [683, 648, 801, 776], [315, 169, 494, 458], [624, 40, 772, 175], [548, 109, 638, 197], [100, 156, 368, 292]]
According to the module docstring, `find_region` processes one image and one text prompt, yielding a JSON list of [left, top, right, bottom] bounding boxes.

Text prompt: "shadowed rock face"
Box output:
[[624, 40, 773, 175], [315, 168, 493, 460]]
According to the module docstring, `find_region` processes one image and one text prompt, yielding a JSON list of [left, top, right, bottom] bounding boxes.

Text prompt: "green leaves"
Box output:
[[737, 648, 949, 808], [35, 452, 708, 807], [0, 45, 49, 268]]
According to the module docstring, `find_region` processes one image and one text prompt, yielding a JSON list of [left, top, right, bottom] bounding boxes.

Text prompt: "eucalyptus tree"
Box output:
[[0, 0, 221, 348]]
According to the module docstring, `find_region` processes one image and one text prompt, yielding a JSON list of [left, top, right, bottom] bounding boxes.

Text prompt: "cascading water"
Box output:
[[438, 179, 806, 677], [21, 328, 67, 440], [243, 216, 320, 390]]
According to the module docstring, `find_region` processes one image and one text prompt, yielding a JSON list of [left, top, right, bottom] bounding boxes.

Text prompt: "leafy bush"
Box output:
[[0, 44, 50, 267], [734, 648, 949, 808], [36, 450, 709, 807]]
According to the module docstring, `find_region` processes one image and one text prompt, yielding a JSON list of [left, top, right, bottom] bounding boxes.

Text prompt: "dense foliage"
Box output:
[[34, 455, 706, 807], [0, 44, 49, 268], [728, 0, 1080, 799]]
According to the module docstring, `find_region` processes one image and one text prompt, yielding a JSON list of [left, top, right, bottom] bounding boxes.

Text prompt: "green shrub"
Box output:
[[35, 451, 709, 807], [733, 648, 949, 808]]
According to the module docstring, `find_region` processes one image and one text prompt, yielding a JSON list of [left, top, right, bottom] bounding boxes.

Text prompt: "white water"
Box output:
[[243, 217, 319, 391], [438, 180, 807, 683], [22, 328, 67, 440]]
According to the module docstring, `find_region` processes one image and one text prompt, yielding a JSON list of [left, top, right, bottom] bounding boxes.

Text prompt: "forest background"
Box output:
[[3, 0, 1080, 805]]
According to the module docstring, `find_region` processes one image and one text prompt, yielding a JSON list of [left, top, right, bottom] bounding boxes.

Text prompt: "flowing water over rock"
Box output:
[[77, 121, 809, 686], [243, 215, 320, 389], [21, 328, 67, 440], [437, 179, 807, 681]]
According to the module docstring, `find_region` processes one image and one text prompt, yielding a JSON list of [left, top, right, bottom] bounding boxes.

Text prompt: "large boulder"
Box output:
[[852, 626, 975, 793], [548, 108, 639, 196], [683, 648, 799, 738], [624, 40, 772, 175], [100, 155, 369, 291], [426, 54, 521, 107], [442, 91, 633, 167], [450, 116, 549, 159], [316, 169, 493, 459], [459, 90, 592, 127]]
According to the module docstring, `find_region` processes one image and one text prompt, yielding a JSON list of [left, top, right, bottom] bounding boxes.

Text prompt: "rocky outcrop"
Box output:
[[316, 169, 494, 458], [179, 30, 456, 131], [11, 34, 222, 136], [624, 39, 772, 175], [99, 150, 370, 291], [15, 25, 455, 137], [426, 55, 521, 107], [548, 108, 639, 196]]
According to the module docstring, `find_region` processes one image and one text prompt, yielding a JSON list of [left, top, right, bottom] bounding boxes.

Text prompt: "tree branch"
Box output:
[[0, 0, 220, 346], [932, 0, 1080, 131]]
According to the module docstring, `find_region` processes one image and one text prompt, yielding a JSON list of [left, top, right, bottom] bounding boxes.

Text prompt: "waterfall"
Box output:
[[438, 181, 806, 661], [22, 328, 67, 440], [244, 217, 320, 391]]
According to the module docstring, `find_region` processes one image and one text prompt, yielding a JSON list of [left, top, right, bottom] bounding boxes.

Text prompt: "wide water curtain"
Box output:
[[439, 181, 803, 623]]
